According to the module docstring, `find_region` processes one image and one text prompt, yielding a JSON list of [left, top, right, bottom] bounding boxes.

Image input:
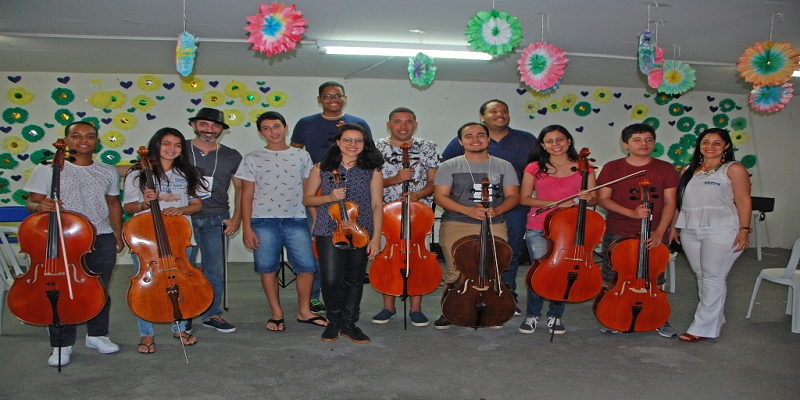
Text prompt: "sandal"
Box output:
[[138, 337, 156, 354], [678, 333, 708, 343], [172, 332, 198, 346], [266, 318, 285, 332]]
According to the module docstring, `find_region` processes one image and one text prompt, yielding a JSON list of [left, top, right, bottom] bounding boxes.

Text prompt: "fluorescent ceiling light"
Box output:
[[317, 40, 492, 61]]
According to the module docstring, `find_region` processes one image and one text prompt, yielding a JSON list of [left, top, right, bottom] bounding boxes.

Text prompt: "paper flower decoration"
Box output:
[[652, 142, 665, 158], [101, 130, 125, 148], [249, 108, 268, 123], [241, 91, 261, 107], [107, 91, 127, 109], [7, 87, 35, 105], [523, 100, 540, 114], [0, 177, 10, 195], [203, 91, 226, 107], [3, 136, 27, 154], [630, 105, 648, 120], [517, 42, 568, 92], [176, 31, 198, 77], [547, 100, 561, 112], [654, 93, 673, 106], [668, 103, 685, 116], [180, 76, 205, 93], [54, 108, 73, 126], [112, 112, 137, 130], [712, 113, 729, 128], [560, 93, 577, 109], [244, 2, 308, 57], [12, 189, 28, 205], [737, 41, 800, 86], [138, 75, 162, 91], [731, 131, 748, 145], [730, 117, 747, 131], [51, 88, 74, 105], [30, 149, 54, 165], [131, 95, 155, 112], [408, 52, 436, 87], [719, 98, 737, 112], [266, 91, 288, 108], [225, 81, 248, 98], [676, 116, 695, 133], [573, 101, 592, 117], [465, 9, 522, 56], [88, 91, 112, 108], [3, 107, 28, 124], [223, 109, 245, 127], [694, 123, 709, 135], [100, 150, 121, 166], [638, 30, 660, 75], [749, 83, 793, 113], [81, 117, 100, 129], [648, 68, 663, 89], [0, 153, 19, 169], [740, 154, 757, 169], [658, 60, 696, 95], [643, 117, 660, 130], [593, 88, 611, 104], [21, 124, 45, 142]]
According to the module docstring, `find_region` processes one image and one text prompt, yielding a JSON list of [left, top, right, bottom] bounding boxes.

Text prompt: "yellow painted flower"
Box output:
[[630, 104, 648, 120], [223, 109, 245, 126], [137, 75, 162, 91], [249, 108, 267, 123], [112, 112, 137, 130], [3, 136, 28, 154], [529, 90, 552, 100], [546, 100, 561, 113], [6, 87, 35, 105], [131, 95, 155, 112], [101, 130, 125, 148], [240, 90, 261, 107], [203, 91, 226, 107], [266, 91, 288, 108], [731, 130, 749, 145], [560, 93, 577, 109], [107, 90, 127, 109], [88, 91, 112, 108], [180, 76, 205, 93], [23, 167, 35, 182], [225, 81, 248, 98], [593, 88, 612, 104], [523, 100, 540, 114]]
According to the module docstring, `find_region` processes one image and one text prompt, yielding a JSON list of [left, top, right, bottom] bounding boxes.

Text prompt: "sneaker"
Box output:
[[184, 319, 193, 334], [48, 346, 72, 367], [85, 335, 120, 354], [409, 311, 429, 327], [547, 317, 566, 335], [656, 321, 677, 338], [519, 316, 539, 334], [321, 322, 341, 342], [600, 326, 618, 334], [202, 315, 237, 333], [310, 299, 327, 314], [514, 306, 522, 316], [371, 309, 397, 324], [340, 325, 370, 344], [433, 315, 451, 330]]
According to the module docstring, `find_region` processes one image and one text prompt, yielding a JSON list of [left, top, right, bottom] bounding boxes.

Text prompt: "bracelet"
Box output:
[[35, 203, 41, 212], [739, 226, 753, 233], [139, 201, 146, 210]]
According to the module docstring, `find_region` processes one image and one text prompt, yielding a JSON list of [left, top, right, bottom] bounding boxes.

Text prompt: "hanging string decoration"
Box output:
[[408, 52, 436, 87], [658, 60, 696, 95], [517, 41, 568, 92], [465, 9, 522, 56], [244, 2, 308, 57], [737, 41, 800, 86], [638, 30, 662, 75], [176, 31, 198, 77], [749, 83, 793, 113]]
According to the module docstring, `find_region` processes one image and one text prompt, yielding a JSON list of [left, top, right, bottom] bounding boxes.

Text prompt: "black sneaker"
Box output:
[[434, 315, 451, 330], [310, 299, 327, 314], [321, 322, 341, 342], [202, 315, 236, 333], [340, 325, 370, 344]]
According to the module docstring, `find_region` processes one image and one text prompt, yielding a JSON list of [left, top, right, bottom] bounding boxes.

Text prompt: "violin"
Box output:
[[441, 178, 515, 328], [328, 169, 370, 249], [593, 178, 670, 333], [8, 139, 106, 326], [371, 143, 441, 299], [124, 147, 213, 323], [526, 148, 605, 303]]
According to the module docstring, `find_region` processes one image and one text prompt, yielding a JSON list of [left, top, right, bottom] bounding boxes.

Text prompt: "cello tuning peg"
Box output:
[[629, 188, 638, 193], [648, 187, 657, 192], [651, 194, 660, 199]]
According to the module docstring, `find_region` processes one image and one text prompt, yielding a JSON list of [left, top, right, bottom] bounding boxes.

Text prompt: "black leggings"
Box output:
[[315, 236, 369, 326]]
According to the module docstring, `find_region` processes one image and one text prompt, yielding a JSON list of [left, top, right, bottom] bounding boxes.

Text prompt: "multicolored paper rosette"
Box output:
[[749, 83, 793, 113], [408, 52, 436, 87], [465, 9, 522, 56], [658, 60, 696, 95], [176, 31, 198, 77], [737, 41, 800, 86], [638, 30, 660, 75], [517, 41, 568, 92], [244, 2, 308, 57]]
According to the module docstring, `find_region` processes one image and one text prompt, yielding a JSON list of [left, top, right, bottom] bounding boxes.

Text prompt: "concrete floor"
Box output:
[[1, 247, 799, 400]]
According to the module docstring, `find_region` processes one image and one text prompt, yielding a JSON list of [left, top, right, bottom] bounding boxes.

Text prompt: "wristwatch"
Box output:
[[739, 226, 753, 233]]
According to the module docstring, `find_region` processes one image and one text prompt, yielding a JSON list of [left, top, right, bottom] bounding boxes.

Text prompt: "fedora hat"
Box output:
[[189, 107, 229, 129]]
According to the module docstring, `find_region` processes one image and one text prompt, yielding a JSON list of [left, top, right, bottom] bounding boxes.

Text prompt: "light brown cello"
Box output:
[[124, 147, 213, 323], [8, 139, 107, 326]]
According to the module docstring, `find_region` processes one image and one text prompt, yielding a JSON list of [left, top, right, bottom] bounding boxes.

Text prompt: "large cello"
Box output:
[[526, 148, 605, 303], [593, 178, 670, 333], [8, 139, 106, 326], [441, 178, 515, 328], [124, 147, 213, 323], [370, 143, 441, 300]]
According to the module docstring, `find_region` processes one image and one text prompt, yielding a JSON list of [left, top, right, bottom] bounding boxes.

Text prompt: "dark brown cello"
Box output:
[[526, 148, 604, 303], [328, 169, 370, 249], [593, 178, 670, 333], [371, 143, 441, 299], [124, 147, 213, 323], [8, 139, 106, 326], [441, 178, 515, 328]]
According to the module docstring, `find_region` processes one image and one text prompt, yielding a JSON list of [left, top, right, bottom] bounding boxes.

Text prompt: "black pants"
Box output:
[[315, 236, 368, 326]]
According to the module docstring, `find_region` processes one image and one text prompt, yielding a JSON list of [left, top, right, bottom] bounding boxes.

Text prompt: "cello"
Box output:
[[526, 148, 605, 303], [593, 178, 670, 333], [328, 169, 370, 249], [370, 143, 441, 300], [8, 139, 107, 326], [441, 178, 515, 328], [124, 147, 213, 323]]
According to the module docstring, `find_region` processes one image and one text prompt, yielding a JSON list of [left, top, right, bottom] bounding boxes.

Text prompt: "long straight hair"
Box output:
[[128, 127, 205, 198], [525, 124, 579, 179], [676, 128, 736, 209]]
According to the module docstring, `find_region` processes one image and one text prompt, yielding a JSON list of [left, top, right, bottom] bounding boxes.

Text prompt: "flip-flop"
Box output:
[[138, 337, 156, 354], [678, 333, 708, 343], [266, 318, 285, 332], [297, 316, 328, 327], [172, 332, 198, 345]]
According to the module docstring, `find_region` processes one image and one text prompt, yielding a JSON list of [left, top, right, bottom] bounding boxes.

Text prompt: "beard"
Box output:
[[195, 129, 219, 143]]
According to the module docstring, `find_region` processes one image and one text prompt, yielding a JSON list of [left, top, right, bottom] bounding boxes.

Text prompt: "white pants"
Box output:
[[679, 227, 743, 338]]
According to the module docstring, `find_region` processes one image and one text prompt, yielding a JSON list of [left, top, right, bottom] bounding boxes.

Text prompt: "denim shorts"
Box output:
[[251, 217, 316, 274]]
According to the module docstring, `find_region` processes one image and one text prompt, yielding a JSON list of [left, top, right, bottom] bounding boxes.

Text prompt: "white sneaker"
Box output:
[[48, 346, 72, 367], [85, 335, 120, 354]]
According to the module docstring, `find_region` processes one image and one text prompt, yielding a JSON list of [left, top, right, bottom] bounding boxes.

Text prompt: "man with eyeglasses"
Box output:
[[291, 81, 372, 314]]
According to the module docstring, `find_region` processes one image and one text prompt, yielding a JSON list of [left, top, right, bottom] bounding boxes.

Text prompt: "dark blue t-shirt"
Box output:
[[291, 113, 372, 163]]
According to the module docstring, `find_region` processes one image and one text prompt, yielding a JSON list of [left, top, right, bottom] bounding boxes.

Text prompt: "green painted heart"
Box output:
[[226, 100, 234, 105], [256, 81, 265, 85], [186, 108, 195, 112], [0, 199, 10, 203], [156, 96, 165, 100], [127, 107, 136, 112], [44, 123, 55, 128], [103, 108, 112, 113]]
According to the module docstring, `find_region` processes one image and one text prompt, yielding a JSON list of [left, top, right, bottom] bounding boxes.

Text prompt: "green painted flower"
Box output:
[[652, 142, 665, 158], [719, 98, 736, 112], [680, 133, 697, 148], [54, 108, 74, 126], [30, 149, 54, 165], [3, 107, 29, 124], [51, 88, 75, 105], [668, 103, 685, 116], [740, 154, 757, 169], [7, 87, 35, 105], [0, 177, 10, 195], [654, 92, 673, 105], [20, 124, 45, 142], [694, 123, 709, 135], [643, 117, 660, 130], [0, 153, 19, 169], [100, 150, 121, 165], [12, 189, 28, 205], [573, 101, 592, 117], [712, 113, 729, 128], [676, 116, 695, 133], [730, 117, 747, 131], [667, 143, 684, 162]]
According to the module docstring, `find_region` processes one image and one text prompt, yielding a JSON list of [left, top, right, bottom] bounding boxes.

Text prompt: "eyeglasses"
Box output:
[[321, 94, 345, 100], [340, 137, 364, 144]]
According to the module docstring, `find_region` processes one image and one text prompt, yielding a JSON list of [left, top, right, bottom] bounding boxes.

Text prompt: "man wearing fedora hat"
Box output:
[[186, 107, 243, 334]]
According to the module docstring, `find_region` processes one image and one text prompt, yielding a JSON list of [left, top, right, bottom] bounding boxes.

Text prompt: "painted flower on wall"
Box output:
[[465, 9, 522, 56], [740, 154, 757, 169], [107, 91, 127, 109], [676, 116, 695, 133], [7, 87, 35, 105], [560, 93, 577, 110], [137, 75, 162, 91], [54, 108, 73, 126], [241, 91, 261, 107], [21, 124, 45, 142], [517, 42, 568, 92], [88, 91, 112, 108], [112, 112, 137, 130], [592, 88, 612, 104], [730, 117, 747, 131], [223, 109, 245, 127], [249, 108, 268, 123], [694, 123, 709, 135], [0, 153, 19, 169], [51, 88, 74, 105], [712, 113, 729, 128], [0, 177, 10, 195], [3, 136, 27, 154], [81, 117, 100, 129], [718, 98, 737, 112], [203, 91, 226, 107], [523, 100, 540, 114], [181, 76, 205, 93], [244, 2, 308, 57], [3, 107, 29, 124], [30, 149, 54, 165], [643, 117, 660, 130], [100, 150, 121, 166], [737, 41, 800, 86], [668, 103, 685, 116], [101, 130, 125, 148], [653, 93, 673, 106], [731, 131, 748, 145], [11, 189, 28, 205], [573, 101, 592, 117], [131, 95, 155, 112], [629, 104, 648, 120], [225, 81, 248, 98], [266, 91, 288, 108]]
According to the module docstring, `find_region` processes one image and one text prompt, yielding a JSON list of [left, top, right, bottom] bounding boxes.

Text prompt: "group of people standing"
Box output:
[[21, 81, 752, 367]]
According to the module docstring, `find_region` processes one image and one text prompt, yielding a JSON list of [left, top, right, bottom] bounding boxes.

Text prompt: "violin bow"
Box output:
[[532, 170, 648, 216]]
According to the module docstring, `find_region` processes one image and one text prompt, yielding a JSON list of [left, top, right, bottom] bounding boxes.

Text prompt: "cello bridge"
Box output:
[[471, 285, 489, 292]]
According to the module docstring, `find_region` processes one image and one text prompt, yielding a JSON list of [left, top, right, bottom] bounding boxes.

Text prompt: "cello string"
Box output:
[[54, 199, 75, 299], [485, 212, 504, 295]]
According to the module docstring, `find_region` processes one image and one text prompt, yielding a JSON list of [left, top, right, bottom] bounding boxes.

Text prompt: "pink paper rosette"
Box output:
[[244, 2, 308, 57], [517, 42, 568, 92], [749, 83, 793, 113]]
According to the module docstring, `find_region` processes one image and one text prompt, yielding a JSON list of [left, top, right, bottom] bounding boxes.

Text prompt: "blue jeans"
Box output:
[[250, 218, 316, 274], [189, 213, 229, 321], [501, 205, 529, 302], [305, 210, 322, 300], [524, 229, 565, 319], [132, 251, 190, 337]]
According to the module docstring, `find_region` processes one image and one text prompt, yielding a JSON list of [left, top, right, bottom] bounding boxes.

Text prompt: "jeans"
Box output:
[[189, 213, 229, 321], [315, 236, 368, 326], [523, 229, 565, 319], [501, 206, 529, 302], [133, 249, 190, 337], [305, 210, 322, 300], [250, 218, 316, 274]]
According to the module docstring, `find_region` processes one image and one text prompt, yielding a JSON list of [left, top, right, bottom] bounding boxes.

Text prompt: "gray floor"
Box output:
[[1, 247, 799, 400]]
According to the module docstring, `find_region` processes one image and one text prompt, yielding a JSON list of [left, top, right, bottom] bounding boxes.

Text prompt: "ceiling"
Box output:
[[1, 0, 798, 94]]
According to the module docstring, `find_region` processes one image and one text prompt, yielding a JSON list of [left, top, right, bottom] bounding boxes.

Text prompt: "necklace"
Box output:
[[694, 162, 723, 177], [463, 155, 492, 185], [320, 112, 345, 121]]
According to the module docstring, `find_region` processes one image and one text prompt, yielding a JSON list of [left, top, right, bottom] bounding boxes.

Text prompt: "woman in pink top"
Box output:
[[518, 125, 596, 335]]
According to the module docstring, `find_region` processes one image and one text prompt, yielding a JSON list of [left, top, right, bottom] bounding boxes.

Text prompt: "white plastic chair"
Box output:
[[745, 238, 800, 333], [0, 226, 27, 335]]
